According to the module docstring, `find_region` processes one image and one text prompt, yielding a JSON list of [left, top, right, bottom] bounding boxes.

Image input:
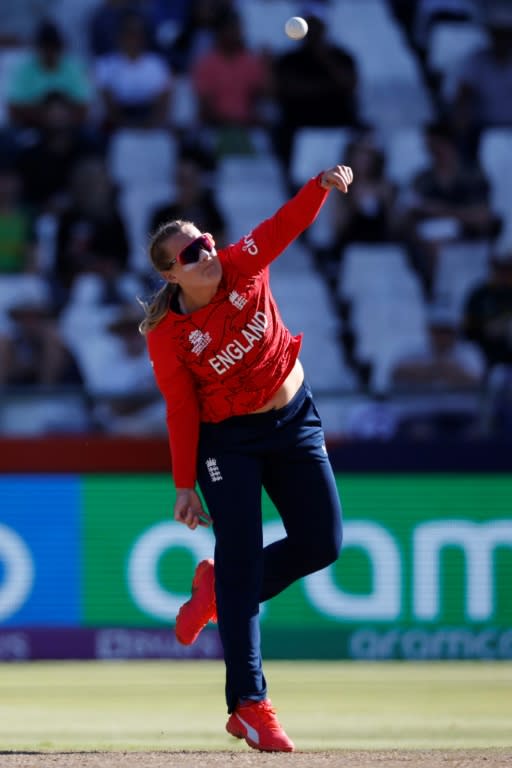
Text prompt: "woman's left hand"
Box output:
[[320, 165, 354, 193], [174, 488, 212, 530]]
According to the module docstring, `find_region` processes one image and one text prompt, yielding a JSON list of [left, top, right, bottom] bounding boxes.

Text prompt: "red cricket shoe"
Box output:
[[226, 699, 295, 752], [175, 559, 216, 645]]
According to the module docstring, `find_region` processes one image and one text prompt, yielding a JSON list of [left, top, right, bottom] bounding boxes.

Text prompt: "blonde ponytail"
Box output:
[[138, 282, 175, 334]]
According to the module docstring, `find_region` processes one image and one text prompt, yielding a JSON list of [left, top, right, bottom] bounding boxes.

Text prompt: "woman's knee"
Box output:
[[320, 528, 343, 568], [303, 524, 343, 573]]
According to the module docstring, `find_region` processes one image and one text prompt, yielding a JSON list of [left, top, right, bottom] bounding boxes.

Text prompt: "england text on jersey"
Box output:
[[208, 311, 268, 374]]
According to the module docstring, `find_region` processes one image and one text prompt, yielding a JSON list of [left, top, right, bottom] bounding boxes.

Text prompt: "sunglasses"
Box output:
[[170, 234, 214, 269]]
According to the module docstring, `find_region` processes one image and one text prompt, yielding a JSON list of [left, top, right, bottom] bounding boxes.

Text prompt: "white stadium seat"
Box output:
[[170, 75, 199, 130], [119, 182, 174, 272], [331, 0, 434, 127], [426, 20, 488, 76], [479, 128, 512, 250], [216, 154, 287, 242], [383, 127, 429, 186], [290, 128, 353, 188], [237, 0, 297, 52], [107, 129, 177, 188], [352, 295, 429, 392], [336, 243, 427, 392], [337, 244, 422, 304], [433, 240, 490, 314]]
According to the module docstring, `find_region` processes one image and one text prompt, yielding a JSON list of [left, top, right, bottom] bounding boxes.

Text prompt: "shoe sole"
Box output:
[[226, 721, 294, 752], [175, 559, 215, 645]]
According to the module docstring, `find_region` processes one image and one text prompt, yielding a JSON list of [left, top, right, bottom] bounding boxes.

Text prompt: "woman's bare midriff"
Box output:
[[249, 358, 305, 414]]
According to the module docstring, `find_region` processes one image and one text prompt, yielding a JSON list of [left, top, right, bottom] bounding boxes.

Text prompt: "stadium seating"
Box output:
[[433, 240, 491, 315], [3, 0, 508, 439], [352, 294, 429, 392], [0, 274, 51, 317], [271, 245, 358, 394], [106, 129, 178, 270], [170, 74, 199, 130], [413, 0, 481, 48], [216, 153, 288, 241], [479, 128, 512, 251], [337, 243, 427, 392], [426, 20, 488, 77], [331, 0, 434, 127], [107, 129, 177, 188], [337, 243, 421, 304], [382, 126, 430, 186], [237, 0, 298, 52], [288, 129, 354, 250], [118, 182, 174, 272], [0, 391, 89, 434], [290, 128, 353, 189]]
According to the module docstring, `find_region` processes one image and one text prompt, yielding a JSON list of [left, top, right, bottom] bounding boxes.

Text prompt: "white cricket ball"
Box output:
[[285, 16, 308, 40]]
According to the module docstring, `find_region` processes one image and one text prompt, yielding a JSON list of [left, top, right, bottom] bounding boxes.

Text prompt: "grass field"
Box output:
[[1, 660, 511, 753]]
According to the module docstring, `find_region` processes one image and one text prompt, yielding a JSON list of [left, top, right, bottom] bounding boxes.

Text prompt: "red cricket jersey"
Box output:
[[147, 175, 329, 487]]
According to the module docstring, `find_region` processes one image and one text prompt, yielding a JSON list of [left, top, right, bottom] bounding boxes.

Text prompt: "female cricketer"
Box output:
[[140, 163, 353, 752]]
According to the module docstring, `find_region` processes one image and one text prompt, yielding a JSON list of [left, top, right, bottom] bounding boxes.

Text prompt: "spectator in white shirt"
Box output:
[[95, 11, 172, 131]]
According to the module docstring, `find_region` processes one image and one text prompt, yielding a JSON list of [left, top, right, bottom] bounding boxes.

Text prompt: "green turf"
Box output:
[[0, 661, 511, 751]]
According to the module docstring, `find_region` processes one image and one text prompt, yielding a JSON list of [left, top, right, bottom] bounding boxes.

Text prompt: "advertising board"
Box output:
[[1, 474, 511, 659]]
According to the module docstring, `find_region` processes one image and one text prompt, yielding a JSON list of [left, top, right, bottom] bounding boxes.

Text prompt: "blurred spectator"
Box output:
[[485, 363, 512, 437], [94, 12, 173, 131], [273, 4, 360, 170], [389, 305, 485, 439], [314, 133, 397, 279], [463, 251, 512, 367], [413, 0, 480, 49], [166, 0, 233, 73], [0, 293, 82, 388], [0, 1, 58, 47], [16, 91, 102, 213], [6, 19, 92, 129], [191, 7, 271, 156], [447, 3, 512, 146], [335, 135, 397, 243], [54, 156, 129, 301], [88, 0, 188, 58], [391, 305, 485, 391], [149, 154, 226, 246], [149, 0, 189, 43], [399, 120, 499, 295], [88, 0, 152, 57], [84, 304, 165, 434], [0, 164, 36, 274]]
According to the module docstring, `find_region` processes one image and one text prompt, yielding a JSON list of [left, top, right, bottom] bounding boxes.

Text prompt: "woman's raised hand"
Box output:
[[320, 165, 354, 193]]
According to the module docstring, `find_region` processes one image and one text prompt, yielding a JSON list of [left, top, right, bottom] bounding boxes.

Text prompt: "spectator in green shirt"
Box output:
[[6, 19, 92, 129]]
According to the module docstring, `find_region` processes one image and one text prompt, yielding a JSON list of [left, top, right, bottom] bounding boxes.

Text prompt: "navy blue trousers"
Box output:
[[196, 383, 343, 713]]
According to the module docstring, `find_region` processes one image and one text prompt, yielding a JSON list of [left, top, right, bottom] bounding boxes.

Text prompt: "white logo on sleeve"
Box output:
[[206, 458, 223, 482], [189, 329, 212, 356], [242, 232, 259, 256], [229, 290, 248, 309]]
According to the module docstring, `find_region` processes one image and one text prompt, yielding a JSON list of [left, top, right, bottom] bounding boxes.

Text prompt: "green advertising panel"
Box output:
[[82, 474, 512, 659]]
